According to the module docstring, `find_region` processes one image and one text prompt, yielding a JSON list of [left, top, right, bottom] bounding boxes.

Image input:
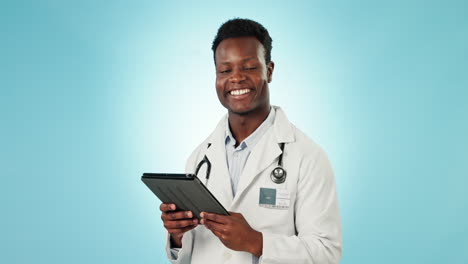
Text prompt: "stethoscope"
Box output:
[[270, 143, 287, 184], [194, 143, 287, 185]]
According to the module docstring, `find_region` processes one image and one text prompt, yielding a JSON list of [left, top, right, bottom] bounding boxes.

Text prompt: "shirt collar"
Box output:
[[225, 107, 276, 150]]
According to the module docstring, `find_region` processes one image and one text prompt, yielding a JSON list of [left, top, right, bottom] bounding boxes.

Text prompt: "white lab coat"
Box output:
[[166, 106, 342, 264]]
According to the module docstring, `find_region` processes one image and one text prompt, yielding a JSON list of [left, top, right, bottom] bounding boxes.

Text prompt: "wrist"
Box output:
[[170, 234, 183, 248], [248, 231, 263, 257]]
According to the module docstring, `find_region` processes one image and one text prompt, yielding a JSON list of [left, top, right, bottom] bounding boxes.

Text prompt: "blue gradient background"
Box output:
[[1, 1, 467, 263]]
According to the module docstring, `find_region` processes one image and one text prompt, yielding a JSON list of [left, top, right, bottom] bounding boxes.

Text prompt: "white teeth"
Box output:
[[230, 89, 250, 96]]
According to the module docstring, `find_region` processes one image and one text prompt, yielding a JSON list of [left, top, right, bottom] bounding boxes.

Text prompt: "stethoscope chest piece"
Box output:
[[270, 143, 287, 184], [271, 167, 286, 184]]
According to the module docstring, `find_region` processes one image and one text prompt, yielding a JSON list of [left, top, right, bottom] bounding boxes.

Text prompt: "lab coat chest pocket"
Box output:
[[253, 169, 297, 233]]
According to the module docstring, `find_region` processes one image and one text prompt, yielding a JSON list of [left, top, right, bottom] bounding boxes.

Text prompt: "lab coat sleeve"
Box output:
[[165, 231, 194, 264], [261, 148, 342, 264], [164, 144, 205, 263]]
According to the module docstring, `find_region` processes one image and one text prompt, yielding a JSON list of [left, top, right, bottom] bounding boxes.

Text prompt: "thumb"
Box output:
[[228, 211, 242, 217]]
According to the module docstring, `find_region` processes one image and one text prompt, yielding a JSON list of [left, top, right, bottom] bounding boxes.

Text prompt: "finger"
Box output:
[[164, 218, 199, 229], [160, 203, 176, 212], [205, 227, 226, 241], [166, 224, 198, 235], [203, 219, 225, 234], [227, 211, 241, 217], [201, 212, 228, 224], [161, 211, 194, 221], [213, 230, 226, 240]]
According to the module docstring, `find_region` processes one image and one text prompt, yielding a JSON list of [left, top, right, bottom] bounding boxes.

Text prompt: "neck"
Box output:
[[228, 105, 271, 145]]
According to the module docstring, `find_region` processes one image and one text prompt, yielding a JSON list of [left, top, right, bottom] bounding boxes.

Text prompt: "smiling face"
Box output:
[[215, 36, 274, 116]]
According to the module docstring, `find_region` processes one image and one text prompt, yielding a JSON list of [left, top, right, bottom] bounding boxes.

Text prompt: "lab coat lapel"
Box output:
[[204, 117, 233, 208], [230, 106, 295, 209], [230, 130, 282, 208]]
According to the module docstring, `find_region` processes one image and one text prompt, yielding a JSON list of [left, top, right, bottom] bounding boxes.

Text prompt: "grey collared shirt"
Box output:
[[225, 107, 276, 197]]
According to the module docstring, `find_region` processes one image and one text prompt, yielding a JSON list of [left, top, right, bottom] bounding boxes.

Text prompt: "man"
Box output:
[[159, 18, 342, 264]]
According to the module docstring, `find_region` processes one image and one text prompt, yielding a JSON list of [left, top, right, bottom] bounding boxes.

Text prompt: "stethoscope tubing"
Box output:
[[195, 143, 287, 186]]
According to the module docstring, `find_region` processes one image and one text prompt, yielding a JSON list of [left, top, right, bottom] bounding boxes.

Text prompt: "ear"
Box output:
[[267, 61, 275, 83]]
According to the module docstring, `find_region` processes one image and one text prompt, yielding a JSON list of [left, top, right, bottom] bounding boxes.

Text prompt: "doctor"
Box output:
[[159, 18, 342, 263]]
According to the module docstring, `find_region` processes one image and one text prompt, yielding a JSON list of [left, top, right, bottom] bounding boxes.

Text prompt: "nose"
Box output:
[[229, 69, 246, 83]]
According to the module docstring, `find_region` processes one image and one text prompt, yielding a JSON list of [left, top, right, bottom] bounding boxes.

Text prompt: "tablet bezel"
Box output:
[[142, 173, 229, 219]]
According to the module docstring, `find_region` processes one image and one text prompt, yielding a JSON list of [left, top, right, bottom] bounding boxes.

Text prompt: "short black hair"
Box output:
[[212, 18, 272, 64]]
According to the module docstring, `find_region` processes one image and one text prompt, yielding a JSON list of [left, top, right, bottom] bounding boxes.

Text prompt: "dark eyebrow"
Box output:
[[218, 57, 258, 65], [241, 57, 257, 62]]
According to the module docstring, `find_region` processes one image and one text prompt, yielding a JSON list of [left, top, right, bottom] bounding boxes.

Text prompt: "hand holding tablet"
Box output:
[[159, 203, 198, 248]]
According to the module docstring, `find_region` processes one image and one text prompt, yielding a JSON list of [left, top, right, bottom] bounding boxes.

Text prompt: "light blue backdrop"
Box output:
[[1, 1, 467, 263]]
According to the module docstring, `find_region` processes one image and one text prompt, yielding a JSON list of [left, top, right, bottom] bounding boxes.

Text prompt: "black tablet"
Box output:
[[141, 173, 229, 220]]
